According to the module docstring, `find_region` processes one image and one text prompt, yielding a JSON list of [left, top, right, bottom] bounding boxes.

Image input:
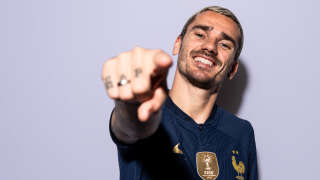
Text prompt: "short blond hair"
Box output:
[[180, 6, 244, 61]]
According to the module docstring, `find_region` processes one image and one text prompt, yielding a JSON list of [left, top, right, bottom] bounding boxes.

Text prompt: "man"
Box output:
[[102, 6, 258, 180]]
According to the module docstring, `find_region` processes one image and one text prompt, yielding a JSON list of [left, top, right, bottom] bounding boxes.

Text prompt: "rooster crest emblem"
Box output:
[[232, 150, 245, 180]]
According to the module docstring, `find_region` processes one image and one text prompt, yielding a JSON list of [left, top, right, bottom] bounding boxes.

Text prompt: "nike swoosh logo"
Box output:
[[173, 143, 184, 154]]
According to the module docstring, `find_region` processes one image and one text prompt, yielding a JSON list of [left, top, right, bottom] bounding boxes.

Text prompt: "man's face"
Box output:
[[173, 11, 241, 90]]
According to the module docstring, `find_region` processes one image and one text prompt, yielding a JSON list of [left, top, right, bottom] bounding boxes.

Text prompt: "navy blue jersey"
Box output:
[[110, 97, 258, 180]]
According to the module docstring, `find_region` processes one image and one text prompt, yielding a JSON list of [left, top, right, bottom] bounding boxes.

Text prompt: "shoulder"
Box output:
[[215, 105, 255, 144]]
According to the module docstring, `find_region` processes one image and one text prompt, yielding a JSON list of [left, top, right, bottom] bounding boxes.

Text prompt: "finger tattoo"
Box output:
[[134, 68, 142, 77], [119, 74, 127, 80], [104, 76, 113, 90]]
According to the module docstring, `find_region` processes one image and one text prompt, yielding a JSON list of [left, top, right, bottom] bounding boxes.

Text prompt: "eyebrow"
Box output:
[[191, 25, 213, 32], [190, 24, 237, 47]]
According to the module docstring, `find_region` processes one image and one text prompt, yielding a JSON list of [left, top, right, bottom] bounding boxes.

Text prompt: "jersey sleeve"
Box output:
[[108, 110, 162, 161], [247, 124, 259, 180]]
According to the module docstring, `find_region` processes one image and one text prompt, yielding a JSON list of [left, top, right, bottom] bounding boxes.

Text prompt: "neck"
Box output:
[[169, 70, 219, 124]]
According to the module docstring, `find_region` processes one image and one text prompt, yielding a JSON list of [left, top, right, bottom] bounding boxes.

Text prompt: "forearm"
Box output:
[[111, 101, 162, 144]]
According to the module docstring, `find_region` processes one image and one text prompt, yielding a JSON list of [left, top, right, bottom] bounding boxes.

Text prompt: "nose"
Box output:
[[201, 38, 217, 56]]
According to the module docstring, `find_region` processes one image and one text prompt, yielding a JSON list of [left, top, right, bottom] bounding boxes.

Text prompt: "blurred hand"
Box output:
[[102, 47, 172, 122]]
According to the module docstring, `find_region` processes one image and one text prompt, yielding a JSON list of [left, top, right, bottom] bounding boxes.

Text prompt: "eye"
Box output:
[[219, 42, 232, 50], [195, 32, 205, 38], [221, 43, 230, 49]]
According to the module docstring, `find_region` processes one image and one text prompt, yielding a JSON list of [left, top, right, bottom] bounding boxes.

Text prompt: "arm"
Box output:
[[110, 100, 162, 144], [102, 47, 172, 144]]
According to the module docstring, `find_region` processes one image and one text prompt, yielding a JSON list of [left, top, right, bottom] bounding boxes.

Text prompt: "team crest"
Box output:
[[232, 150, 246, 180], [196, 152, 219, 180]]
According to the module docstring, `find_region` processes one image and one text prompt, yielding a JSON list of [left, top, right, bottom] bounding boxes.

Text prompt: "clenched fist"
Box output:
[[102, 47, 172, 122]]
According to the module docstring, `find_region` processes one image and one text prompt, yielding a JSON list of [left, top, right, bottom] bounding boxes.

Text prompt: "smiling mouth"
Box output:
[[193, 56, 216, 67]]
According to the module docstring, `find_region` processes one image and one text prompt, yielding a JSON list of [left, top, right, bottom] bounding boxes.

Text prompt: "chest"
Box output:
[[133, 118, 249, 180]]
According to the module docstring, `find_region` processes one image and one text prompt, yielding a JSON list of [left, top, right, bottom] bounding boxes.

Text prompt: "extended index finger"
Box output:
[[151, 50, 173, 75]]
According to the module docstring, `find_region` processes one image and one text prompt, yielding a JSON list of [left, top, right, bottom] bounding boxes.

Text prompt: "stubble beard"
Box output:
[[177, 48, 228, 92]]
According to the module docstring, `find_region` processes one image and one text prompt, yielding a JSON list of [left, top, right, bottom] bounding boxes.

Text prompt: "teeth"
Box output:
[[194, 57, 213, 66]]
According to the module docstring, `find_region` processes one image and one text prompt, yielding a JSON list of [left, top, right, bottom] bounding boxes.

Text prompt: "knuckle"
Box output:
[[133, 46, 142, 53], [152, 49, 171, 63], [104, 57, 117, 66], [118, 51, 130, 60], [154, 49, 164, 55], [158, 51, 170, 59], [103, 58, 117, 70]]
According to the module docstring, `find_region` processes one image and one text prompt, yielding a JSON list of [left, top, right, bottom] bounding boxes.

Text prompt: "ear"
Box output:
[[172, 36, 182, 55], [228, 61, 239, 80]]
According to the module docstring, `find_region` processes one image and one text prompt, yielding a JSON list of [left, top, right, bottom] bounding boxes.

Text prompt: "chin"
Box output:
[[185, 72, 215, 90], [188, 69, 228, 91]]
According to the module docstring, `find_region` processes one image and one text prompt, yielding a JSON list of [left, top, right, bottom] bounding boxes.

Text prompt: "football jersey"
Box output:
[[110, 97, 258, 180]]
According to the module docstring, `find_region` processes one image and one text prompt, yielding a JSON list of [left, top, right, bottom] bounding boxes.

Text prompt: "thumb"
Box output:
[[137, 87, 167, 122]]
